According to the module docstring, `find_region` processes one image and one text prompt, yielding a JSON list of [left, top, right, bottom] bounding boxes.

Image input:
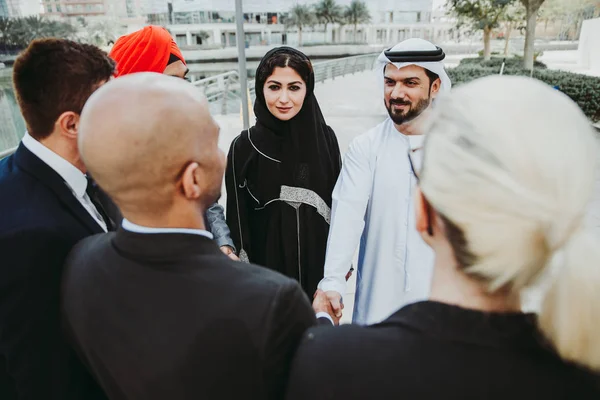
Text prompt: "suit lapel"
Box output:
[[14, 144, 105, 235]]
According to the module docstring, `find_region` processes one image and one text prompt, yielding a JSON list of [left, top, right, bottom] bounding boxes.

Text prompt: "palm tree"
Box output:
[[315, 0, 343, 43], [0, 17, 16, 46], [344, 0, 371, 43], [17, 16, 48, 45], [286, 4, 315, 46], [47, 20, 78, 41], [0, 16, 77, 49]]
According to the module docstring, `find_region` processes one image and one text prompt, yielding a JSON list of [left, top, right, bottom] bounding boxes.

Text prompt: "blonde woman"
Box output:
[[285, 75, 600, 399]]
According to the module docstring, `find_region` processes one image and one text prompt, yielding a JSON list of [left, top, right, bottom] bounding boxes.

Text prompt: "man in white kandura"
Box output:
[[317, 39, 452, 325]]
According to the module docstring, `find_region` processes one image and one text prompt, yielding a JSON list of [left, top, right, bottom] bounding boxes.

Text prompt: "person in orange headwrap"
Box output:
[[108, 26, 239, 260], [110, 25, 189, 79]]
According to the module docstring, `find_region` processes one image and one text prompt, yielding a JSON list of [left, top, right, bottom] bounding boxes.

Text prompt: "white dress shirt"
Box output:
[[121, 219, 334, 324], [22, 133, 108, 232], [121, 218, 214, 239]]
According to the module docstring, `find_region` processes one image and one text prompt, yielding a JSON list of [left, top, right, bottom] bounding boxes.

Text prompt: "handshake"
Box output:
[[312, 290, 343, 325], [312, 267, 353, 325]]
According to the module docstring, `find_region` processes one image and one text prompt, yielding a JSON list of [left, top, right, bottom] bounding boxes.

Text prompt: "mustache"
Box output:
[[389, 99, 412, 106]]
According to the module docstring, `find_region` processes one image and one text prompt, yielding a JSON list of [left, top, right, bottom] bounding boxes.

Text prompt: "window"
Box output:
[[394, 11, 418, 24], [175, 34, 186, 47]]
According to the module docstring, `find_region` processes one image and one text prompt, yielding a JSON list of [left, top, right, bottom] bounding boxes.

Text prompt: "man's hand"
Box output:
[[220, 246, 239, 261], [313, 289, 344, 325], [325, 290, 343, 320]]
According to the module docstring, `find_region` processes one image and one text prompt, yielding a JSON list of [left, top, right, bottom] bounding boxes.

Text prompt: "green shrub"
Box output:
[[446, 65, 600, 122], [477, 50, 501, 57], [459, 56, 547, 69]]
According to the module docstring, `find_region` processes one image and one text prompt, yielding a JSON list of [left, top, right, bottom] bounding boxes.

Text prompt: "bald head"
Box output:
[[79, 73, 224, 221]]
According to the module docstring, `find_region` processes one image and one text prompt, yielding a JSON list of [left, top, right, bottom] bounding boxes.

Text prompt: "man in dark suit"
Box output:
[[0, 39, 116, 399], [61, 72, 334, 400]]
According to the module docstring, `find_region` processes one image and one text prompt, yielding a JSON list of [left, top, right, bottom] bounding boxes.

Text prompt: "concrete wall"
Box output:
[[579, 18, 600, 72]]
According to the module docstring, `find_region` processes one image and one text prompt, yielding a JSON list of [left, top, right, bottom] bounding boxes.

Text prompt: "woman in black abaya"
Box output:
[[225, 47, 341, 297]]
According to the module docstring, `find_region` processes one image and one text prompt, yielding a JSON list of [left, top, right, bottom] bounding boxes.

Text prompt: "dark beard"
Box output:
[[386, 97, 431, 125]]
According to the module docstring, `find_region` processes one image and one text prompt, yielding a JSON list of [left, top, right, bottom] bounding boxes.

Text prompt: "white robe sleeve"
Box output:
[[318, 134, 373, 296]]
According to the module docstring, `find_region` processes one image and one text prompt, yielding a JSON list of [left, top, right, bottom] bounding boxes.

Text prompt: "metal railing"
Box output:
[[193, 53, 379, 115], [1, 55, 379, 158], [312, 54, 379, 84], [191, 71, 248, 115]]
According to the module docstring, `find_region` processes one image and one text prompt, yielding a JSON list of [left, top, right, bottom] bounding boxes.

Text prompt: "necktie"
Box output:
[[85, 176, 115, 231]]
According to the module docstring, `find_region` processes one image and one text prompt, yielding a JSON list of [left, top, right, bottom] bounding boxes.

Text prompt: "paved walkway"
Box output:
[[213, 66, 600, 323]]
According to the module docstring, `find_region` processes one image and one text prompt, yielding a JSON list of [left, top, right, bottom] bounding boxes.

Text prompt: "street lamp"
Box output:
[[235, 0, 250, 130]]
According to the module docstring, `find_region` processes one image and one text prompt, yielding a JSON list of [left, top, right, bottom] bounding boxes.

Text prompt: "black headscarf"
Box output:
[[226, 47, 341, 291], [243, 46, 340, 207]]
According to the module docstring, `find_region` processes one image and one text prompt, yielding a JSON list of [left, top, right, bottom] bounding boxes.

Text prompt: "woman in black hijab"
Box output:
[[226, 47, 341, 297]]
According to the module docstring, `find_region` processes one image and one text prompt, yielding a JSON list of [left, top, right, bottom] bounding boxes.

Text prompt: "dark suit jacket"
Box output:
[[286, 301, 600, 400], [0, 144, 108, 399], [62, 228, 319, 400]]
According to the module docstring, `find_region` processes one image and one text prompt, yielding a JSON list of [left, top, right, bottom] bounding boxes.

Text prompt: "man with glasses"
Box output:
[[317, 39, 452, 325], [109, 26, 238, 259]]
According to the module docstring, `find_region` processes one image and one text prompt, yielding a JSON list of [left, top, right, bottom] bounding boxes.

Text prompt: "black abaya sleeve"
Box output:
[[325, 125, 343, 191], [225, 133, 252, 261]]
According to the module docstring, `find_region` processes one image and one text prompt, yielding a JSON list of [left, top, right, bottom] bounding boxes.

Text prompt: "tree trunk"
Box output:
[[298, 26, 303, 46], [354, 23, 357, 43], [483, 26, 492, 61], [523, 3, 538, 70], [504, 22, 513, 56], [324, 22, 328, 43], [332, 20, 337, 43], [575, 12, 584, 40], [558, 17, 565, 40]]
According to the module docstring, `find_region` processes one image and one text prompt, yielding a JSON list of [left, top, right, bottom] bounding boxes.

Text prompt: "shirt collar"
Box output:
[[122, 219, 214, 240], [22, 132, 88, 198]]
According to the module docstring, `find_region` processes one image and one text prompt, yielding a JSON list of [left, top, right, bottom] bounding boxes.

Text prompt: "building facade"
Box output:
[[40, 0, 167, 19], [42, 0, 105, 17], [0, 0, 10, 17], [165, 0, 441, 48], [171, 0, 434, 25], [5, 0, 41, 17]]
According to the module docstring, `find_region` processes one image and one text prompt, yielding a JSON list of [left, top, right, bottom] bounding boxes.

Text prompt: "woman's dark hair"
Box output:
[[255, 48, 314, 99]]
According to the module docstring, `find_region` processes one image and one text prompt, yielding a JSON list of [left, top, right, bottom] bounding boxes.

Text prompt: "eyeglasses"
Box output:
[[408, 146, 423, 181]]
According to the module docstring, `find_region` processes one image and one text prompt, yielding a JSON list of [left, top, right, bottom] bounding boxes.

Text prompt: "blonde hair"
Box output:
[[420, 75, 600, 371]]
